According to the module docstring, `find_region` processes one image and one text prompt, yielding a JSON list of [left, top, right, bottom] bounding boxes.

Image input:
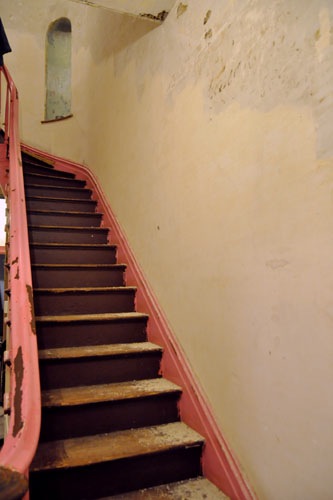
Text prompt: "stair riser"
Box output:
[[39, 354, 162, 389], [25, 185, 92, 200], [29, 446, 203, 499], [40, 395, 180, 441], [26, 198, 97, 212], [36, 319, 148, 349], [34, 291, 135, 316], [32, 267, 124, 288], [30, 246, 117, 265], [24, 173, 85, 188], [27, 212, 102, 227], [29, 228, 108, 245], [23, 163, 75, 178]]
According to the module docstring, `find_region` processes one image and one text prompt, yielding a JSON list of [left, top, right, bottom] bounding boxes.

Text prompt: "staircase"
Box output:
[[22, 152, 228, 499]]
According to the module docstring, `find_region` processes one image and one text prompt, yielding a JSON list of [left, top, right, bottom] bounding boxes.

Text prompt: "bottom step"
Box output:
[[30, 423, 204, 499], [108, 477, 230, 499]]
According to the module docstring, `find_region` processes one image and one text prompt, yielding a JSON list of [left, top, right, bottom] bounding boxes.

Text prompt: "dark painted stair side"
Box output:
[[20, 152, 225, 499]]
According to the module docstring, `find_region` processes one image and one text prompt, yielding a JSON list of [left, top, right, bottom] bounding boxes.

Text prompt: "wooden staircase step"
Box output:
[[27, 209, 103, 227], [42, 378, 181, 407], [40, 379, 182, 441], [34, 286, 136, 315], [23, 161, 76, 178], [39, 342, 161, 360], [24, 171, 86, 188], [38, 342, 163, 389], [25, 183, 93, 199], [28, 225, 109, 244], [108, 477, 230, 499], [32, 263, 125, 287], [31, 422, 203, 471], [30, 423, 203, 498], [26, 196, 97, 212], [35, 312, 148, 348], [30, 243, 117, 264]]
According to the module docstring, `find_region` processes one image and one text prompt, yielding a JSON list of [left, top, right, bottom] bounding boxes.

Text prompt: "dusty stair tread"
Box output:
[[30, 242, 115, 248], [30, 422, 204, 472], [29, 225, 108, 231], [25, 182, 91, 192], [32, 263, 126, 269], [35, 311, 148, 323], [23, 164, 76, 178], [27, 209, 102, 216], [106, 477, 230, 499], [42, 378, 182, 407], [26, 196, 94, 202], [34, 286, 136, 294], [24, 171, 85, 182], [38, 342, 162, 360]]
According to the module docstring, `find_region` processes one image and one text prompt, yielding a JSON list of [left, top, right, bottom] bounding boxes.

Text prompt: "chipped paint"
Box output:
[[140, 10, 168, 21], [14, 266, 19, 280], [26, 284, 36, 335], [11, 256, 18, 266], [13, 347, 24, 437], [203, 9, 211, 25], [177, 2, 187, 18]]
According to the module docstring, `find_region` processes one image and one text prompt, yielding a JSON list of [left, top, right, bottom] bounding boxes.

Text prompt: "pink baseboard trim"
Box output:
[[22, 144, 256, 500]]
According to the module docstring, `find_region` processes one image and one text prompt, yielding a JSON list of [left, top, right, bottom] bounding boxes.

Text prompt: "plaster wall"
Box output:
[[2, 1, 333, 498]]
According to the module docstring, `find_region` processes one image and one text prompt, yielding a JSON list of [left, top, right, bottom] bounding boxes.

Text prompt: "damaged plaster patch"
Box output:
[[140, 11, 168, 21], [204, 10, 211, 25], [177, 2, 187, 18]]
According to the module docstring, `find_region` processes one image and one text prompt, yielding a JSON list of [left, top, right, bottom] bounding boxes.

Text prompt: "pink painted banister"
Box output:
[[0, 67, 41, 499], [21, 143, 256, 500]]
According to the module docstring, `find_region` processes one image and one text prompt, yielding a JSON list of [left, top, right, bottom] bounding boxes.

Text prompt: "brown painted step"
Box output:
[[25, 184, 93, 200], [32, 264, 125, 288], [24, 171, 86, 188], [28, 225, 109, 244], [35, 312, 148, 349], [38, 342, 163, 389], [108, 477, 230, 499], [23, 161, 76, 178], [27, 209, 102, 227], [34, 286, 136, 316], [30, 243, 117, 264], [26, 196, 97, 212], [40, 378, 182, 441], [21, 152, 55, 167], [30, 422, 204, 499]]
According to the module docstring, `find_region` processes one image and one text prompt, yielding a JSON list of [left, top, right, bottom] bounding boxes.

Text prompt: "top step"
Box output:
[[23, 160, 76, 179]]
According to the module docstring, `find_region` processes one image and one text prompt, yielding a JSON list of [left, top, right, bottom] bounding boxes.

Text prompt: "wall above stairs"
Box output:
[[69, 0, 176, 20]]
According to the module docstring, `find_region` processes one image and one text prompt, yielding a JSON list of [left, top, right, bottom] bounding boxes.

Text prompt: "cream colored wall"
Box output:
[[2, 1, 333, 498]]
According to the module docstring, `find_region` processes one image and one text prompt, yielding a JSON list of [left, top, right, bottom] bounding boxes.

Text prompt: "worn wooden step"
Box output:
[[30, 422, 204, 498], [38, 342, 163, 389], [32, 264, 125, 288], [28, 225, 109, 244], [35, 312, 149, 349], [21, 152, 55, 167], [25, 183, 93, 200], [30, 243, 117, 264], [34, 286, 136, 316], [108, 477, 230, 499], [26, 196, 97, 212], [40, 378, 181, 441], [23, 161, 76, 179], [24, 171, 86, 188], [27, 209, 103, 227]]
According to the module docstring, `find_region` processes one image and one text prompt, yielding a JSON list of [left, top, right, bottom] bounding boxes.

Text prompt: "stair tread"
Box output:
[[34, 286, 135, 293], [25, 183, 90, 192], [27, 209, 102, 216], [32, 263, 126, 269], [42, 378, 181, 407], [35, 311, 148, 322], [24, 171, 84, 182], [38, 342, 162, 360], [26, 196, 96, 203], [29, 225, 107, 231], [30, 242, 115, 248], [30, 422, 204, 472], [106, 478, 229, 499]]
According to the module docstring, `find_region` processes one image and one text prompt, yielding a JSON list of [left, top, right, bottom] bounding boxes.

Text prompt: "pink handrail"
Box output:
[[0, 66, 41, 499]]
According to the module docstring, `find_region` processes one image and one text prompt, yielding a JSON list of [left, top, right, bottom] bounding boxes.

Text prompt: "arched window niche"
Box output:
[[44, 17, 72, 122]]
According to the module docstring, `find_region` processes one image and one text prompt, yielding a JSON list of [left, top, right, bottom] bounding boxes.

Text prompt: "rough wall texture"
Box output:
[[2, 1, 333, 498]]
